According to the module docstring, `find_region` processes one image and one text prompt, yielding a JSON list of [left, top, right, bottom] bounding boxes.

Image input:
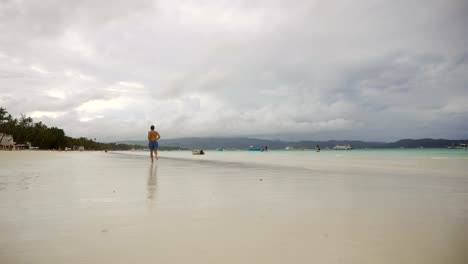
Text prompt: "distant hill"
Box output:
[[119, 137, 284, 149], [384, 138, 468, 148], [117, 137, 468, 150]]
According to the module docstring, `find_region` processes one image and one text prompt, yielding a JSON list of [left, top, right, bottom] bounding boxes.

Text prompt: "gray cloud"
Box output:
[[1, 0, 467, 142]]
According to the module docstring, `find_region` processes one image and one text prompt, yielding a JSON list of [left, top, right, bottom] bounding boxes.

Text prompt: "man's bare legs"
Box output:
[[150, 149, 158, 162]]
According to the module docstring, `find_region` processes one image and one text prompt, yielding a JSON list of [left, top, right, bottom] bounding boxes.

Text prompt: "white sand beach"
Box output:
[[1, 150, 468, 263]]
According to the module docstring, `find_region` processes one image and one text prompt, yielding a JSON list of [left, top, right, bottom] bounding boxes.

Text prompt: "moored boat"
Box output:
[[448, 143, 468, 149], [248, 146, 262, 151], [192, 149, 205, 155], [333, 145, 352, 150]]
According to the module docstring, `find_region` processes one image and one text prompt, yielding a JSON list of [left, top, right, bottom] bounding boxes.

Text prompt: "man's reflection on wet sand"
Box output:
[[147, 163, 158, 201]]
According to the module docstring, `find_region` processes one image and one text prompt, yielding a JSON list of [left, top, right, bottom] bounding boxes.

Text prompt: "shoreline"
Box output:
[[1, 150, 468, 264]]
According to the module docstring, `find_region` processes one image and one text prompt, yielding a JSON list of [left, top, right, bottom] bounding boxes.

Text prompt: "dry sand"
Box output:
[[1, 150, 467, 263]]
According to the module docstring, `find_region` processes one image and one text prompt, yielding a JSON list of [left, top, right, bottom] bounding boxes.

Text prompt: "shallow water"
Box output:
[[1, 150, 468, 263]]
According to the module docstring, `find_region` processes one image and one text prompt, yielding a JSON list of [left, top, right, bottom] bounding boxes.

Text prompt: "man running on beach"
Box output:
[[148, 125, 160, 162]]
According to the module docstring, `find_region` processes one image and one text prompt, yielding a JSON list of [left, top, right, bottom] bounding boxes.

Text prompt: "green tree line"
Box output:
[[0, 107, 143, 150]]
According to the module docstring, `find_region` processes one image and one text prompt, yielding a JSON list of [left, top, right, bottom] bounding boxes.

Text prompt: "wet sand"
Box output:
[[1, 150, 468, 263]]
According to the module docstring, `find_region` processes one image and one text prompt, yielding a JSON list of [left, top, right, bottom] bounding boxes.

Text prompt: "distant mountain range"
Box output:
[[117, 137, 468, 150]]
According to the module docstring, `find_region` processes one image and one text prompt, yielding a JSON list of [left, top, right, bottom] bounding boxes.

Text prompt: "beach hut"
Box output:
[[0, 133, 15, 150], [14, 144, 27, 150]]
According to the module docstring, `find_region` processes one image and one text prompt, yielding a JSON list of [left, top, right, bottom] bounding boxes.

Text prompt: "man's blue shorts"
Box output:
[[148, 141, 158, 150]]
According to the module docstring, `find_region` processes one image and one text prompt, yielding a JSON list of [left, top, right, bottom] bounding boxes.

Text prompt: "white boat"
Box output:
[[192, 149, 205, 155], [333, 145, 352, 150], [448, 143, 468, 149], [285, 146, 294, 150]]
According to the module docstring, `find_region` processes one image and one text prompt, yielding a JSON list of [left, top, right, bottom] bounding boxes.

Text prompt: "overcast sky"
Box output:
[[0, 0, 467, 142]]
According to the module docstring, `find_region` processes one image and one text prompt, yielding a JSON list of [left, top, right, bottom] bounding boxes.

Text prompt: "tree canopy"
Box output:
[[0, 107, 143, 150]]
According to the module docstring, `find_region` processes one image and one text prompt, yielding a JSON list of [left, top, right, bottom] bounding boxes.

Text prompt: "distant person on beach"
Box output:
[[148, 125, 160, 162]]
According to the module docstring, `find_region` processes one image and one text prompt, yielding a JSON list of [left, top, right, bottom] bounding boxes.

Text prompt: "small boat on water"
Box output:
[[216, 148, 224, 151], [285, 146, 294, 150], [333, 145, 352, 150], [248, 146, 262, 151], [448, 143, 468, 149], [192, 149, 205, 155]]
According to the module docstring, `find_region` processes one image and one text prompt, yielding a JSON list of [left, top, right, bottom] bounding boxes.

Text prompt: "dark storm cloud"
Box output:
[[0, 0, 467, 141]]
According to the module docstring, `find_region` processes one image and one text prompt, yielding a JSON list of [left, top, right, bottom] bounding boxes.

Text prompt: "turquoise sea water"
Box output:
[[244, 148, 468, 154]]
